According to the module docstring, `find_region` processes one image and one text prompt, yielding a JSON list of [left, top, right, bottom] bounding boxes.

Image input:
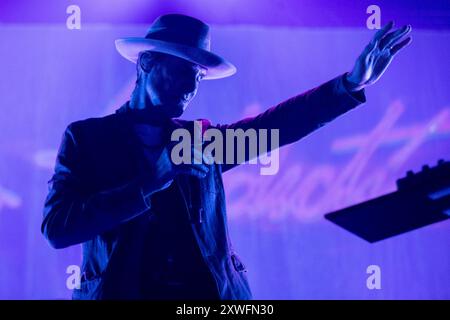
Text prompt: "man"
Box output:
[[42, 14, 411, 299]]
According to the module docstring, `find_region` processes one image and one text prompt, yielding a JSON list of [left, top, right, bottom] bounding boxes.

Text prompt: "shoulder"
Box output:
[[67, 112, 124, 134]]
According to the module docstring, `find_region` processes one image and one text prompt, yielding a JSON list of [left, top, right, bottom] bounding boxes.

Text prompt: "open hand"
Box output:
[[346, 21, 412, 91]]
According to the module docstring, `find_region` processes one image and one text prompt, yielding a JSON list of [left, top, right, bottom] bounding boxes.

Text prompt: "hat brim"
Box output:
[[115, 38, 236, 80]]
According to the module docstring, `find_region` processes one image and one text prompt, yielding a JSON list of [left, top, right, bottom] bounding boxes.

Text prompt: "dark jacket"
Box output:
[[42, 74, 365, 299]]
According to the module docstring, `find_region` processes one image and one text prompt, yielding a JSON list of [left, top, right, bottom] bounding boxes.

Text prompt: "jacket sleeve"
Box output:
[[41, 124, 152, 249], [215, 73, 366, 172]]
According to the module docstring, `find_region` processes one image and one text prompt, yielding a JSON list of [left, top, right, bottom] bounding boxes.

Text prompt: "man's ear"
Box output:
[[138, 51, 153, 74]]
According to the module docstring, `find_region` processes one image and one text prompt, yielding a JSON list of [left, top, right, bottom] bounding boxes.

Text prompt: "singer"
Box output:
[[42, 14, 411, 299]]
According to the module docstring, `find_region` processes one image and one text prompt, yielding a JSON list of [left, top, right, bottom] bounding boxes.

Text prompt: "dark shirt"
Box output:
[[126, 109, 218, 299], [140, 180, 218, 299]]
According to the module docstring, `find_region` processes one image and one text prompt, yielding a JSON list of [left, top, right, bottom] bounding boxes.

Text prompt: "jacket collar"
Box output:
[[115, 101, 186, 131]]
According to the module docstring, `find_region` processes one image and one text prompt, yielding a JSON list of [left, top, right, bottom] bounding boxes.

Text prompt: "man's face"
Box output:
[[145, 53, 206, 118]]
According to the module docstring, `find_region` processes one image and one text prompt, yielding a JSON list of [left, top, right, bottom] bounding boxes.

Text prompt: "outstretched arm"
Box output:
[[216, 21, 411, 173]]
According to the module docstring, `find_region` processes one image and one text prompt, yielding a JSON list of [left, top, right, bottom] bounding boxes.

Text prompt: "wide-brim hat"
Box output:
[[115, 13, 236, 80]]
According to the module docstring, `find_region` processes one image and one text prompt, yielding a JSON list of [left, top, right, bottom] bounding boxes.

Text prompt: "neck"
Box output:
[[128, 81, 172, 122], [129, 81, 152, 111]]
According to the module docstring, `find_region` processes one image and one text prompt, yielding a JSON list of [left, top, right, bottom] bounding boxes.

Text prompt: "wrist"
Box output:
[[344, 73, 365, 92]]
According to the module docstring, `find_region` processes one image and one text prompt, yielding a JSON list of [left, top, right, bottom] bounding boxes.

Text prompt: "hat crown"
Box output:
[[115, 13, 236, 79], [145, 14, 211, 51]]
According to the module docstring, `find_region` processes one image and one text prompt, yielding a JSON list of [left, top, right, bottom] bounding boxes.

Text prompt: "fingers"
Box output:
[[372, 21, 394, 44], [362, 21, 394, 58], [363, 22, 412, 60], [168, 143, 211, 178], [177, 146, 211, 178], [380, 25, 412, 51], [192, 145, 204, 163], [360, 38, 377, 59], [390, 36, 412, 55], [202, 150, 215, 165], [176, 163, 209, 178], [154, 140, 213, 179], [166, 140, 214, 166], [192, 145, 214, 164]]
